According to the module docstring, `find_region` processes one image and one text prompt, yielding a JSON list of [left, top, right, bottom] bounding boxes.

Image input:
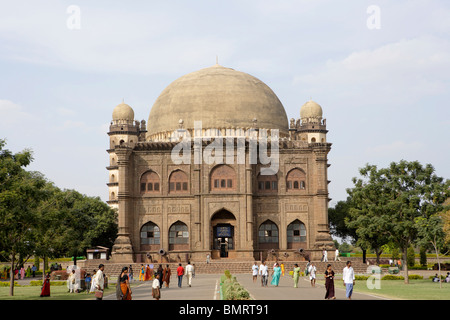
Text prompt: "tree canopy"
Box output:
[[0, 139, 117, 295]]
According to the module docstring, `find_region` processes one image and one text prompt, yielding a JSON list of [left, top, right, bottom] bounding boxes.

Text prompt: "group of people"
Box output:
[[432, 272, 450, 283], [252, 260, 356, 300], [321, 249, 341, 262], [1, 265, 39, 280], [115, 261, 196, 300], [39, 263, 107, 298], [304, 260, 356, 300]]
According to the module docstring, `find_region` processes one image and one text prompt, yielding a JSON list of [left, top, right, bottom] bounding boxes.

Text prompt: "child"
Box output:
[[85, 273, 91, 294]]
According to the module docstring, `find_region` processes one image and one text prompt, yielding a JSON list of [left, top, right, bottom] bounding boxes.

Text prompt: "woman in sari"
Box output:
[[292, 264, 301, 288], [163, 264, 171, 288], [324, 264, 336, 299], [116, 266, 132, 300], [271, 263, 281, 286], [144, 264, 153, 281], [40, 273, 51, 297]]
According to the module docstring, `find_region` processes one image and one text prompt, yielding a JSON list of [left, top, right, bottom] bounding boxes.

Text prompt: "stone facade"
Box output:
[[106, 66, 334, 263]]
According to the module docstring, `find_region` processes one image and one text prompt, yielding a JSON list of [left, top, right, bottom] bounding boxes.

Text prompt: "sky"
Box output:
[[0, 0, 449, 206]]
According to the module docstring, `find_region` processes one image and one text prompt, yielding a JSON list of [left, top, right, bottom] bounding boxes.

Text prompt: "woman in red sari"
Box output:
[[40, 273, 51, 297]]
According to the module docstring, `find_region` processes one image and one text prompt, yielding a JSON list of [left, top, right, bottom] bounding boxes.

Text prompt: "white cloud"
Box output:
[[0, 99, 34, 126], [293, 35, 450, 106]]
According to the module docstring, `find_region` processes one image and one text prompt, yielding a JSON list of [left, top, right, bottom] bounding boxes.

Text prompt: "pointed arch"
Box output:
[[287, 219, 307, 249], [258, 220, 279, 249]]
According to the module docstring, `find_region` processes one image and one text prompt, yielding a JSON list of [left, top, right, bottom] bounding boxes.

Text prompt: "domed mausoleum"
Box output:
[[106, 64, 334, 263]]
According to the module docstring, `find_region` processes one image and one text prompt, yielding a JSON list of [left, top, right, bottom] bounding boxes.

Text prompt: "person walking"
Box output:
[[116, 266, 132, 300], [128, 265, 134, 282], [271, 263, 281, 286], [156, 265, 164, 288], [85, 273, 91, 294], [152, 274, 161, 300], [177, 263, 184, 288], [67, 269, 77, 293], [308, 262, 317, 287], [259, 261, 269, 287], [185, 261, 194, 287], [163, 264, 171, 288], [139, 264, 145, 281], [335, 248, 340, 261], [252, 262, 259, 283], [324, 264, 336, 299], [40, 273, 51, 297], [343, 261, 355, 300], [93, 264, 105, 300], [292, 264, 301, 288], [206, 254, 210, 264]]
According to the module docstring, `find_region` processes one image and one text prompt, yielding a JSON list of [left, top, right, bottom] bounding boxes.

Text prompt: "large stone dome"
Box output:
[[147, 64, 289, 139]]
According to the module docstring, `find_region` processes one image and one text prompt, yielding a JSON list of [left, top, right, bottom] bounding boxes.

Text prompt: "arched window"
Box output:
[[258, 220, 279, 249], [286, 168, 306, 191], [287, 220, 307, 248], [169, 221, 189, 250], [210, 165, 236, 191], [257, 173, 278, 193], [140, 222, 160, 245], [140, 171, 160, 194], [169, 170, 189, 193]]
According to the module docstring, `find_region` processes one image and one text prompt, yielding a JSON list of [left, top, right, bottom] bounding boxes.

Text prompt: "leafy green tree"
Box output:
[[0, 139, 47, 295], [348, 160, 449, 283], [328, 198, 369, 262], [346, 164, 391, 264], [416, 214, 447, 288], [55, 189, 117, 264]]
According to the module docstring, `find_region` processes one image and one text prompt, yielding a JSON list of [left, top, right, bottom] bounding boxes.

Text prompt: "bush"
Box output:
[[0, 281, 20, 287], [382, 275, 404, 280], [221, 271, 250, 300]]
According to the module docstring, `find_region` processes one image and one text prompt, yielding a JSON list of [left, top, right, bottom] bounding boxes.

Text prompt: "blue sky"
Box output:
[[0, 0, 449, 205]]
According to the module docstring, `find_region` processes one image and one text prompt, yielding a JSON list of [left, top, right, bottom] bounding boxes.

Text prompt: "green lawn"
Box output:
[[0, 282, 130, 300], [353, 279, 450, 300]]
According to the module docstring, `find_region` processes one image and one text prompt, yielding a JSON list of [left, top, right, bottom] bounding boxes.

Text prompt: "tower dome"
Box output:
[[147, 64, 289, 140], [112, 102, 134, 121], [300, 100, 323, 120]]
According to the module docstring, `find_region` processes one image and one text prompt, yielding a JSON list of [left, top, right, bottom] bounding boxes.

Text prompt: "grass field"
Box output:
[[352, 279, 450, 300]]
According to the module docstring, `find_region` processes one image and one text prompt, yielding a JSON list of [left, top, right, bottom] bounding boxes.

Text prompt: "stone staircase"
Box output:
[[83, 259, 368, 279]]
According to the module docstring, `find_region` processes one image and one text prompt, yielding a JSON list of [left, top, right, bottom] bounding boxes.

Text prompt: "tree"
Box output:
[[55, 189, 117, 264], [328, 198, 369, 262], [346, 164, 391, 264], [342, 160, 449, 284], [372, 160, 448, 283], [416, 214, 447, 289], [0, 139, 47, 295]]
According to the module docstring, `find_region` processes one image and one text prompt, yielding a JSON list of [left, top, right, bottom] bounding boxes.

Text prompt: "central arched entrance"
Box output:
[[211, 209, 236, 258]]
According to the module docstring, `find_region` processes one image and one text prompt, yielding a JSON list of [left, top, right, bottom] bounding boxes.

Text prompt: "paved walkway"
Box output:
[[102, 274, 387, 300], [236, 274, 388, 300], [103, 274, 221, 300]]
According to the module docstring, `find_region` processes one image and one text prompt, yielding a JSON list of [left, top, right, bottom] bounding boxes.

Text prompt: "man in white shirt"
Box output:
[[308, 262, 317, 287], [252, 262, 259, 283], [94, 264, 105, 300], [152, 274, 161, 300], [335, 248, 340, 261], [342, 261, 355, 300], [259, 261, 268, 287], [185, 262, 194, 287]]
